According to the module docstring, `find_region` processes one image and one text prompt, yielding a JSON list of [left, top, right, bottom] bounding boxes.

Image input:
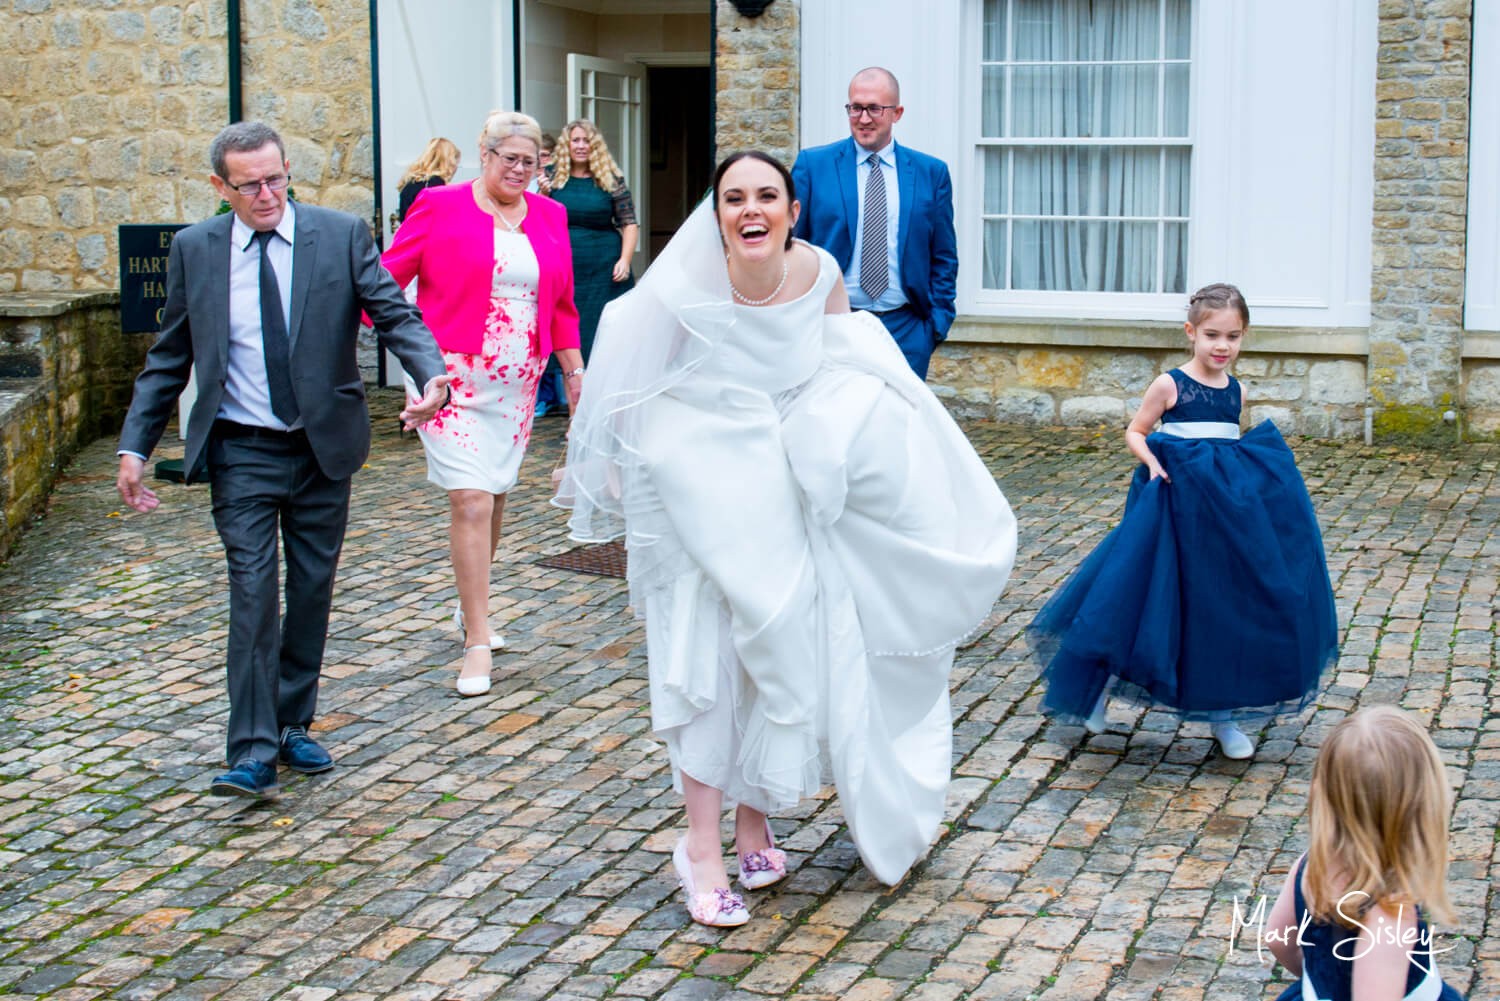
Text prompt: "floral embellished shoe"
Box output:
[[736, 820, 788, 891], [673, 839, 750, 928]]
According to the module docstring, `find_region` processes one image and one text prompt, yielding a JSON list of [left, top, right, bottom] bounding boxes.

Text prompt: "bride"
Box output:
[[558, 151, 1017, 927]]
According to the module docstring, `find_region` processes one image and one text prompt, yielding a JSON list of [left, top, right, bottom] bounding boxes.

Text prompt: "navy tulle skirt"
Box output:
[[1030, 421, 1337, 723]]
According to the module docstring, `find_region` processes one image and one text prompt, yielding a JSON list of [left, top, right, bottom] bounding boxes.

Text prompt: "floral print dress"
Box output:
[[412, 228, 545, 493]]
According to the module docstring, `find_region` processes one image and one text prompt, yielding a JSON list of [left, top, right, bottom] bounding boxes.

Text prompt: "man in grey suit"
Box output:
[[117, 122, 450, 798]]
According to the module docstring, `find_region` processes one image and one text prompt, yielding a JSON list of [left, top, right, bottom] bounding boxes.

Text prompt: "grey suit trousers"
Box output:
[[208, 426, 351, 767]]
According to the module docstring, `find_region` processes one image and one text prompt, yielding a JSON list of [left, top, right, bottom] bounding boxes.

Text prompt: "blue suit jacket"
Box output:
[[791, 137, 958, 342]]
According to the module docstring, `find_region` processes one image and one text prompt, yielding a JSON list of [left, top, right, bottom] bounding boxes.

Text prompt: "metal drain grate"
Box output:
[[534, 540, 628, 578]]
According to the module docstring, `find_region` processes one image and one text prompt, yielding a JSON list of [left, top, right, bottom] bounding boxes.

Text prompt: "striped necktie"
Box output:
[[859, 153, 889, 300]]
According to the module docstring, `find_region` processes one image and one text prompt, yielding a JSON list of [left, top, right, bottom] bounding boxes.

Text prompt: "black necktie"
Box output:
[[253, 230, 298, 424], [860, 153, 889, 300]]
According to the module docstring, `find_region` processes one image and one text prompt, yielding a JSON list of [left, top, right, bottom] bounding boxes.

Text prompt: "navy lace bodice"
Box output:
[[1162, 368, 1241, 425]]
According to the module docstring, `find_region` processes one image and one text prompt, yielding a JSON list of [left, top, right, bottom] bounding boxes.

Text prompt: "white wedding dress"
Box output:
[[558, 202, 1016, 884]]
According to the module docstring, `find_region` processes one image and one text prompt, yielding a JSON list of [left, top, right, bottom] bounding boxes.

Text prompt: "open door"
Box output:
[[567, 54, 647, 270]]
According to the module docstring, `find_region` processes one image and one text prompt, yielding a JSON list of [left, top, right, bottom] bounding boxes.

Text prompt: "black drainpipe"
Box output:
[[513, 0, 524, 105], [369, 0, 385, 246], [369, 0, 387, 386], [709, 0, 717, 166], [227, 0, 243, 121]]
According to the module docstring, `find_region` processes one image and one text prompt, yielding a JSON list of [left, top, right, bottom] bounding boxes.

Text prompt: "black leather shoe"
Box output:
[[210, 758, 280, 798], [278, 726, 334, 774]]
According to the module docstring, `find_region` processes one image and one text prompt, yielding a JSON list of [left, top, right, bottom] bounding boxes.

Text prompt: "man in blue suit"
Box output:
[[792, 67, 958, 379]]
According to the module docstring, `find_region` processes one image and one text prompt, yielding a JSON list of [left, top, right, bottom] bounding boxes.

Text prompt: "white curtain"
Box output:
[[982, 0, 1191, 293]]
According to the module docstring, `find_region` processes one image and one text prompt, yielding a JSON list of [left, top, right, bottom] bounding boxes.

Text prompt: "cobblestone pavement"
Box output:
[[0, 390, 1495, 1001]]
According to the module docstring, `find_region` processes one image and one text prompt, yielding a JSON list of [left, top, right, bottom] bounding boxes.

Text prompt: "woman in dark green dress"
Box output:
[[548, 119, 639, 361]]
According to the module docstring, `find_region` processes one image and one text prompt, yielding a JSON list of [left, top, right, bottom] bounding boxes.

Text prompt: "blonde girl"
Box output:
[[1265, 706, 1464, 1001]]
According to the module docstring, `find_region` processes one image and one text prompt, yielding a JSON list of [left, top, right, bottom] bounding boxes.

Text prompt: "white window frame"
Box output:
[[976, 0, 1191, 303], [963, 0, 1192, 320], [1465, 0, 1500, 332], [957, 0, 1375, 328]]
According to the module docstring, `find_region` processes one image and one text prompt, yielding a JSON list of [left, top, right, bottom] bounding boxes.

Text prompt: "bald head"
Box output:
[[851, 67, 900, 102]]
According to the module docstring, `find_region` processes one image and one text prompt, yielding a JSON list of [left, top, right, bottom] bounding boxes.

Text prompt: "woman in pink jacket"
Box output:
[[382, 110, 582, 697]]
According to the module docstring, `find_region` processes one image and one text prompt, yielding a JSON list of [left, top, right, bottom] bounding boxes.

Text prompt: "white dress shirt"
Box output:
[[845, 141, 906, 312], [221, 205, 299, 430]]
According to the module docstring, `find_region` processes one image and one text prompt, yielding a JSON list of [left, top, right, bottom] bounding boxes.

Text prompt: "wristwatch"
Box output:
[[565, 367, 585, 378]]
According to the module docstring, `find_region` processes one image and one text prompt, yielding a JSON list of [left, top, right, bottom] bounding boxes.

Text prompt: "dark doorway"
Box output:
[[646, 65, 713, 258]]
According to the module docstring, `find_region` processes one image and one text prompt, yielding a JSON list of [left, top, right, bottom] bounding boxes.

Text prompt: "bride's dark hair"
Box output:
[[712, 151, 797, 250]]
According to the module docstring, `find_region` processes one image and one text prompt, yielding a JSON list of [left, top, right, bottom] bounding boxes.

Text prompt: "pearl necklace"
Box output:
[[727, 259, 788, 306]]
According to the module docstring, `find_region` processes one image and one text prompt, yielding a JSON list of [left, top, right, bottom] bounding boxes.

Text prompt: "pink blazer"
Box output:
[[381, 183, 581, 357]]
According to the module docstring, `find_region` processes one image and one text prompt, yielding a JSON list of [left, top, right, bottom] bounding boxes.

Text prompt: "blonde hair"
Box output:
[[1305, 706, 1455, 926], [397, 137, 460, 189], [550, 119, 624, 193], [478, 110, 543, 157]]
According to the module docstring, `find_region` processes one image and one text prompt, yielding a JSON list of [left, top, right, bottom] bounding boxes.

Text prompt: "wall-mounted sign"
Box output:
[[118, 224, 186, 333]]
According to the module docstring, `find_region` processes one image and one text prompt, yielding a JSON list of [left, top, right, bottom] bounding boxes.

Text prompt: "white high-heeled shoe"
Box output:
[[456, 645, 492, 697], [454, 602, 505, 651], [673, 839, 749, 928], [737, 820, 788, 891]]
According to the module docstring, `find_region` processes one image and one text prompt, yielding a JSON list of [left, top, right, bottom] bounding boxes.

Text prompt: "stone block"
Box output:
[[149, 6, 183, 45], [1085, 354, 1155, 395], [1308, 361, 1365, 405], [1464, 364, 1500, 408], [1017, 350, 1085, 389], [282, 137, 328, 187], [992, 389, 1055, 425], [76, 235, 108, 273], [41, 144, 82, 183], [179, 43, 225, 86], [283, 0, 330, 40], [1059, 396, 1125, 427], [0, 151, 39, 187], [1248, 404, 1295, 429], [1232, 357, 1269, 377], [0, 231, 36, 271], [20, 270, 67, 291], [105, 11, 148, 42], [52, 13, 84, 47], [14, 196, 53, 228], [86, 138, 142, 183]]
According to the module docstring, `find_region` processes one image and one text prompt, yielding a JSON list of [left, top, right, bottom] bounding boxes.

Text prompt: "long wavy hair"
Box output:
[[1305, 706, 1455, 926], [550, 119, 624, 193], [397, 137, 460, 189]]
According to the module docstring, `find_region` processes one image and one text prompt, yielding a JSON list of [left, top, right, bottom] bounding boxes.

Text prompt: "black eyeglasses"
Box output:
[[845, 103, 898, 119], [228, 174, 290, 197]]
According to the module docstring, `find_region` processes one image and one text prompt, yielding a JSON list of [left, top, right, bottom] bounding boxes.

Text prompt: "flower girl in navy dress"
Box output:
[[1264, 706, 1466, 1000], [1028, 283, 1337, 759]]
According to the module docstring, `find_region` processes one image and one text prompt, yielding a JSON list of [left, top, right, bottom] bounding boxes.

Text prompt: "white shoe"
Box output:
[[1084, 691, 1109, 735], [454, 602, 505, 650], [456, 645, 492, 697], [1212, 723, 1255, 760]]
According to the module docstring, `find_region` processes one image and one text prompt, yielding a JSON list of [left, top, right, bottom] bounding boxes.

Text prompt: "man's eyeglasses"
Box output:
[[229, 175, 291, 197], [487, 150, 538, 172], [845, 103, 898, 119]]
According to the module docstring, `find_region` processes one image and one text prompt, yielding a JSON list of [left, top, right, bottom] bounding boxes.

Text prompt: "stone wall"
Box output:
[[1367, 0, 1472, 439], [930, 323, 1368, 439], [0, 290, 146, 559], [0, 0, 375, 294], [714, 0, 798, 165]]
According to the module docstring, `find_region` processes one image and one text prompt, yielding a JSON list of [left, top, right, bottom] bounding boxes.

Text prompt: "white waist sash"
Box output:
[[1159, 420, 1240, 440]]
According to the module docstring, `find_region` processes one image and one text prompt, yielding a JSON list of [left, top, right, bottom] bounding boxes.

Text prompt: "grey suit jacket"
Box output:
[[119, 204, 446, 482]]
